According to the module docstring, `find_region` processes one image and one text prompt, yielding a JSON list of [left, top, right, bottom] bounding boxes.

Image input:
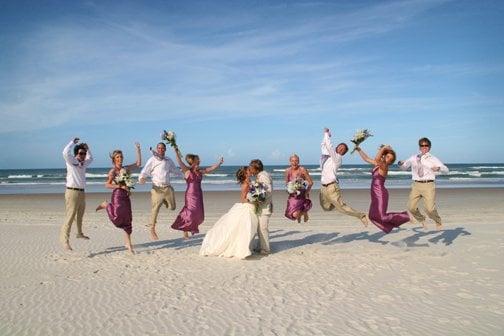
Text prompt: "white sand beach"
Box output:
[[1, 188, 503, 335]]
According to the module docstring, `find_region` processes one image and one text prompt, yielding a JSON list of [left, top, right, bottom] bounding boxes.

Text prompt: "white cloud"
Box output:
[[0, 0, 487, 135]]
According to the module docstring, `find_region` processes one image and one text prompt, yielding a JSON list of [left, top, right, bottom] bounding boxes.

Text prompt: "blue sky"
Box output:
[[0, 0, 503, 168]]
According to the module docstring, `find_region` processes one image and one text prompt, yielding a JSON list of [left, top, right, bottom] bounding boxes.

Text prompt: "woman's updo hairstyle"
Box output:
[[109, 150, 123, 164]]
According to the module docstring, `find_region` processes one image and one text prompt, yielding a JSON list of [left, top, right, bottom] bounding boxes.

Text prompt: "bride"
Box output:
[[199, 166, 259, 259]]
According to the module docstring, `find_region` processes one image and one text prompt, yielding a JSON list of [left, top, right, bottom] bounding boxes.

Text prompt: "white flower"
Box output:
[[286, 178, 307, 195], [350, 129, 373, 154], [115, 169, 135, 189], [161, 130, 178, 149]]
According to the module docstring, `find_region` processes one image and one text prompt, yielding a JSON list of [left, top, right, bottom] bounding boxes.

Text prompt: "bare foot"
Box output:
[[407, 211, 426, 228], [360, 215, 369, 227], [126, 245, 135, 254], [303, 212, 309, 222], [150, 227, 159, 241], [435, 222, 443, 231], [76, 234, 90, 240], [63, 242, 73, 251], [95, 201, 107, 212], [183, 231, 189, 240], [296, 216, 301, 223]]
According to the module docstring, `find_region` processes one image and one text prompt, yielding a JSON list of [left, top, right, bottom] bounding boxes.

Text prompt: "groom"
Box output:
[[249, 159, 273, 255]]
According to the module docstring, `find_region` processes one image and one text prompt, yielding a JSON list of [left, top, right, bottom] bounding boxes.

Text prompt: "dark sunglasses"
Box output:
[[419, 144, 430, 148]]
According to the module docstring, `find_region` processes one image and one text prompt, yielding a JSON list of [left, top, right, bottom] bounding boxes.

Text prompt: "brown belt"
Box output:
[[414, 180, 434, 183], [66, 187, 84, 191], [322, 181, 337, 187]]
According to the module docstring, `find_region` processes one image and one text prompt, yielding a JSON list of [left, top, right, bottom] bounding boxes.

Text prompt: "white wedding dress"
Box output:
[[199, 203, 258, 259]]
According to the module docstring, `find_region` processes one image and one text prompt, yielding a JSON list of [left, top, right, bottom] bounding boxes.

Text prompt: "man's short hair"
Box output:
[[418, 137, 431, 147], [249, 159, 264, 172], [337, 142, 348, 154], [73, 144, 87, 156]]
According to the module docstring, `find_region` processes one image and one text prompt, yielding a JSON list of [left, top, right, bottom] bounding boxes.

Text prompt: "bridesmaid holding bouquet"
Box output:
[[355, 145, 411, 233], [284, 154, 313, 223], [96, 143, 142, 253]]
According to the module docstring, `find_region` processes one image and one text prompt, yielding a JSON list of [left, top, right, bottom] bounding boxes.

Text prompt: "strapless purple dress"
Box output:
[[171, 170, 204, 234], [369, 167, 409, 233], [106, 188, 132, 235]]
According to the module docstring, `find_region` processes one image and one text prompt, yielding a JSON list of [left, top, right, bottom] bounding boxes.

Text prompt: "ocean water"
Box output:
[[0, 164, 503, 195]]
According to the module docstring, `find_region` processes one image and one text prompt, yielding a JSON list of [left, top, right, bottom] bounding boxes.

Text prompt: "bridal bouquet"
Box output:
[[115, 168, 136, 189], [350, 129, 373, 154], [286, 178, 308, 196], [247, 181, 267, 203], [161, 130, 178, 149]]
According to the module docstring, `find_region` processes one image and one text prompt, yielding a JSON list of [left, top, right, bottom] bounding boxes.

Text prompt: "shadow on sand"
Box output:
[[88, 226, 471, 257]]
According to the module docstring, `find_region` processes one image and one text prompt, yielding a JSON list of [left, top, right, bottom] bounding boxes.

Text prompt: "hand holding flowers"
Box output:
[[350, 129, 373, 154], [162, 130, 178, 150], [247, 181, 267, 203], [286, 178, 308, 196], [115, 168, 136, 190]]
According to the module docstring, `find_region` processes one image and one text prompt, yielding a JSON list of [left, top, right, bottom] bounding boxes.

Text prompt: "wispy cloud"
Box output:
[[0, 0, 496, 135]]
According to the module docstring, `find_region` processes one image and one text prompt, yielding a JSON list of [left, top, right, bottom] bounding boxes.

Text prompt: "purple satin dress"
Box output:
[[284, 169, 312, 220], [171, 170, 204, 234], [106, 188, 132, 235], [369, 167, 409, 233]]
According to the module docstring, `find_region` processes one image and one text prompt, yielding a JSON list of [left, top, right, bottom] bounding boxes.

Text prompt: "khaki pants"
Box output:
[[319, 183, 365, 220], [60, 189, 85, 243], [407, 182, 442, 224], [150, 185, 176, 226], [257, 214, 271, 253]]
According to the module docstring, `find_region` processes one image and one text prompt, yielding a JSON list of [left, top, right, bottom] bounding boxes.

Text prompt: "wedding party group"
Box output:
[[60, 128, 449, 258]]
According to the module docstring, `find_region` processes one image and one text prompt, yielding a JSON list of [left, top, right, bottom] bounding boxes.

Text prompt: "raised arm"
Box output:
[[322, 128, 343, 167], [173, 148, 190, 174], [62, 138, 78, 165], [125, 142, 142, 171], [203, 156, 224, 174], [355, 146, 376, 165], [82, 143, 93, 167], [322, 128, 333, 155]]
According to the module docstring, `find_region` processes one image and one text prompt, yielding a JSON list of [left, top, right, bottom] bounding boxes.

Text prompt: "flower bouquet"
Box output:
[[286, 178, 308, 196], [247, 181, 267, 203], [115, 168, 136, 189], [161, 130, 178, 150], [350, 129, 373, 154], [247, 181, 267, 213]]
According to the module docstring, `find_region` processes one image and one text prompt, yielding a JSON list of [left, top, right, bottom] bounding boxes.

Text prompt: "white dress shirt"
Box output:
[[321, 131, 343, 185], [399, 153, 449, 181], [63, 140, 93, 189], [139, 155, 181, 187]]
